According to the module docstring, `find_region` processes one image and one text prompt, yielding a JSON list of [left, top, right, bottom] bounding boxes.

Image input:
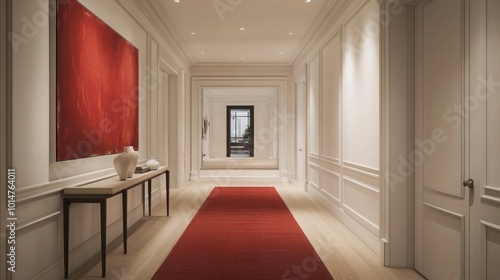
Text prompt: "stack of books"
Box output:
[[135, 165, 151, 174]]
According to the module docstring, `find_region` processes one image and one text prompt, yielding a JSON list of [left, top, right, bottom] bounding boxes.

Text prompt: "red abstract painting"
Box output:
[[56, 0, 138, 161]]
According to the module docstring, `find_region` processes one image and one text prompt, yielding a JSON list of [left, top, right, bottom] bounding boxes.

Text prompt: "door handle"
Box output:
[[298, 149, 303, 152], [462, 178, 474, 189]]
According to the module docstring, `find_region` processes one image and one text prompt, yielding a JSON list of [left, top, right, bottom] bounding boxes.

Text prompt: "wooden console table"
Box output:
[[63, 166, 169, 278]]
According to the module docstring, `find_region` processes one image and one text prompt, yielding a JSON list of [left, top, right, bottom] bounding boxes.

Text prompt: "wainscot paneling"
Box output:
[[341, 163, 380, 191], [15, 216, 61, 280], [16, 193, 61, 226], [308, 163, 321, 190], [299, 0, 381, 257], [343, 176, 380, 234], [320, 167, 341, 204]]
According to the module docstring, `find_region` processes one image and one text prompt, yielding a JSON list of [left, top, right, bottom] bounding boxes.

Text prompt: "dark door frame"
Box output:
[[226, 105, 254, 157]]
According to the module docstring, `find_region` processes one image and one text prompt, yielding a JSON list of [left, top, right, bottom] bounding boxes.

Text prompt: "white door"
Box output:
[[414, 0, 470, 278], [469, 0, 500, 278], [415, 0, 500, 279], [296, 78, 307, 181]]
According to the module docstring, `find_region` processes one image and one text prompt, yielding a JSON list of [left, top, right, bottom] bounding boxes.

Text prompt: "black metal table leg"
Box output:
[[100, 200, 107, 278], [141, 182, 145, 216], [122, 191, 128, 254], [63, 199, 70, 279], [148, 179, 152, 216], [166, 171, 170, 216]]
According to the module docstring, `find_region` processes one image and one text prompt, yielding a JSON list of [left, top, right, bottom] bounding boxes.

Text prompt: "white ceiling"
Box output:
[[149, 0, 331, 64]]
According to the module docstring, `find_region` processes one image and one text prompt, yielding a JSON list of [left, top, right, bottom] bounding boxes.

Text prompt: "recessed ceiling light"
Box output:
[[174, 0, 180, 2], [201, 51, 205, 54], [190, 32, 196, 35], [240, 27, 245, 31], [241, 58, 245, 60], [305, 0, 312, 3], [289, 32, 294, 35]]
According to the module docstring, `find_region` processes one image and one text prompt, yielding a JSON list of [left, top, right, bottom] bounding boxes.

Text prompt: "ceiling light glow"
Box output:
[[305, 0, 312, 2], [240, 27, 245, 31], [174, 0, 180, 2]]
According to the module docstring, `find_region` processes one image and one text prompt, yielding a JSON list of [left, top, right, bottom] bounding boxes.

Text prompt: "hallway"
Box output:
[[70, 182, 424, 280], [4, 0, 500, 278]]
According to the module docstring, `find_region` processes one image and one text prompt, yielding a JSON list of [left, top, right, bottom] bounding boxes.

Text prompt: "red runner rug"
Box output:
[[153, 187, 334, 280]]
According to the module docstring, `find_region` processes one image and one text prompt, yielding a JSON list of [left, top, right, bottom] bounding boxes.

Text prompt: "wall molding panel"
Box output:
[[343, 177, 380, 234], [320, 167, 341, 204], [8, 0, 190, 278], [299, 0, 382, 256], [307, 184, 381, 254], [308, 163, 321, 191]]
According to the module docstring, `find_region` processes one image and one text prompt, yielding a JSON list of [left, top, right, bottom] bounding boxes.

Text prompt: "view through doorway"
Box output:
[[227, 106, 254, 157]]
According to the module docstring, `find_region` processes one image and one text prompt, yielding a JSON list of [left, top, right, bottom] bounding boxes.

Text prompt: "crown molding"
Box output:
[[292, 0, 351, 68], [133, 0, 195, 65], [289, 0, 340, 64]]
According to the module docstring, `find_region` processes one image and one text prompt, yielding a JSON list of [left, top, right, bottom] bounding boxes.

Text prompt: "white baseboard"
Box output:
[[291, 180, 307, 189]]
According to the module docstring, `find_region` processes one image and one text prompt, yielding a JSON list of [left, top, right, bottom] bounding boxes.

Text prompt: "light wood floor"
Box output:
[[71, 182, 425, 280]]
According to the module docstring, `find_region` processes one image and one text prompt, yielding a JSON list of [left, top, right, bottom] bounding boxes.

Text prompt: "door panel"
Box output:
[[469, 0, 500, 279], [483, 223, 500, 278], [422, 205, 465, 280], [422, 0, 464, 196], [415, 0, 469, 278]]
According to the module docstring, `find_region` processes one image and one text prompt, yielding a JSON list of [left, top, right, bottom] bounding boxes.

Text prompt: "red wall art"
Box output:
[[56, 0, 139, 161]]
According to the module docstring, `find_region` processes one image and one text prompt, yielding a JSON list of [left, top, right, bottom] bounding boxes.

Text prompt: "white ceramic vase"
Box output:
[[146, 158, 160, 170], [113, 152, 132, 181], [124, 146, 139, 178]]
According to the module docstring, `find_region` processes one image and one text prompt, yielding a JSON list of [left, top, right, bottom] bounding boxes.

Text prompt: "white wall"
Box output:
[[308, 55, 321, 157], [295, 0, 416, 266], [342, 2, 380, 171], [204, 92, 278, 159], [295, 0, 382, 255], [7, 0, 191, 279], [190, 68, 292, 181]]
